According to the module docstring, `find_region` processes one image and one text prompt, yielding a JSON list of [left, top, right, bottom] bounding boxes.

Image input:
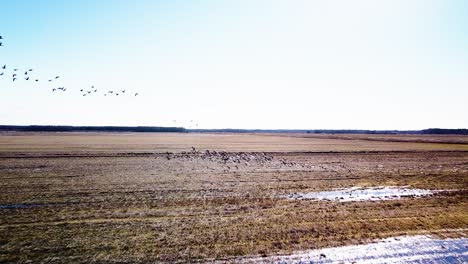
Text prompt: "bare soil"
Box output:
[[0, 132, 467, 263]]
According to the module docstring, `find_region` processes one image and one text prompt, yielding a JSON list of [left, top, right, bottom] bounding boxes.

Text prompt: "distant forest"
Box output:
[[419, 128, 468, 135], [0, 125, 187, 133], [190, 128, 468, 135], [0, 126, 467, 135]]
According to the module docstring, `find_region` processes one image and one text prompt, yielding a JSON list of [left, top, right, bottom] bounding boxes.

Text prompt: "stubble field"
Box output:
[[0, 132, 467, 263]]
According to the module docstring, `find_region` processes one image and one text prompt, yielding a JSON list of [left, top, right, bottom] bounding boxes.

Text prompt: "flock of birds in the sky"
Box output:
[[0, 35, 140, 97], [0, 34, 202, 128]]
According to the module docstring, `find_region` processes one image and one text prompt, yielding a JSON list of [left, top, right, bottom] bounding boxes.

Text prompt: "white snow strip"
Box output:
[[239, 235, 468, 263], [286, 186, 438, 202]]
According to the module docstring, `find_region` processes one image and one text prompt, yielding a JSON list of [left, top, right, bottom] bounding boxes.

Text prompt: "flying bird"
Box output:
[[24, 71, 28, 75], [13, 78, 16, 81], [80, 89, 83, 92], [25, 77, 29, 80], [121, 90, 125, 93], [12, 74, 17, 77], [35, 79, 39, 82], [28, 69, 33, 71], [13, 69, 18, 71], [52, 88, 56, 92], [48, 80, 52, 82], [2, 65, 5, 69], [135, 93, 139, 96], [0, 72, 3, 76], [55, 76, 60, 79]]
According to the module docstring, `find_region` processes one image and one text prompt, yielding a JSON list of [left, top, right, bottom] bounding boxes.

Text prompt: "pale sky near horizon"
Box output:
[[0, 0, 467, 130]]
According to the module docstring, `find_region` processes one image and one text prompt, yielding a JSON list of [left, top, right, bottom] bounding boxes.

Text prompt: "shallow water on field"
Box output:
[[286, 186, 438, 202], [241, 235, 468, 263], [0, 203, 45, 209], [0, 202, 72, 209]]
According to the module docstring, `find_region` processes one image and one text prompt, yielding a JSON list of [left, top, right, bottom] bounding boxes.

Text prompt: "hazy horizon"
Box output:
[[1, 0, 467, 130], [1, 124, 467, 132]]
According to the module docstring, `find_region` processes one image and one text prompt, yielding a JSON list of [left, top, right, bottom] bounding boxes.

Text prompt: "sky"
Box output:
[[0, 0, 467, 130]]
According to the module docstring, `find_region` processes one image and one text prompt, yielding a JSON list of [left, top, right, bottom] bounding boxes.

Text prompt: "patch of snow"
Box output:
[[240, 235, 468, 263], [286, 186, 438, 202]]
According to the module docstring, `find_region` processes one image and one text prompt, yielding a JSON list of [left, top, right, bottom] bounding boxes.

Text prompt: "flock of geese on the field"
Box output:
[[0, 35, 140, 97], [164, 147, 312, 171]]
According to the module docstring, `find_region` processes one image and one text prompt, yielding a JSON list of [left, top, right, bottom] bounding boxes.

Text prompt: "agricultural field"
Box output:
[[0, 132, 467, 263]]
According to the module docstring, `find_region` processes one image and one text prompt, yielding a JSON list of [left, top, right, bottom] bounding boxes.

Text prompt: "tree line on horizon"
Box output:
[[0, 125, 187, 133], [0, 126, 467, 135]]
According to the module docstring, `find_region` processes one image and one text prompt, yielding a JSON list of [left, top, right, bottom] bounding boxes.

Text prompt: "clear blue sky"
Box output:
[[1, 0, 467, 129]]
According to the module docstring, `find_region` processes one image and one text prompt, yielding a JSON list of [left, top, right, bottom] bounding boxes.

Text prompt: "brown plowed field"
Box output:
[[0, 132, 467, 263]]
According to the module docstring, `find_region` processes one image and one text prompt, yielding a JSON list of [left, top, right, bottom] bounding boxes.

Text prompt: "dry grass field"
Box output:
[[0, 132, 467, 263]]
